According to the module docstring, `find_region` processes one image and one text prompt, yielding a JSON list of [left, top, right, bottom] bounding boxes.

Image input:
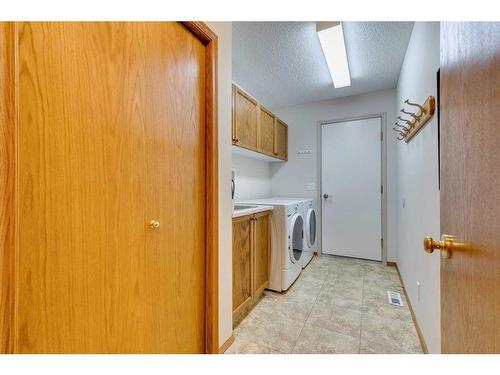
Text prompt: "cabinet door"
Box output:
[[232, 216, 253, 319], [274, 119, 288, 160], [258, 106, 275, 156], [233, 85, 258, 150], [253, 212, 271, 296]]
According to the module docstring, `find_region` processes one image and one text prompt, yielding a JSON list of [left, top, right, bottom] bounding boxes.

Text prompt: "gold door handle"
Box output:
[[149, 220, 160, 229], [423, 235, 456, 259]]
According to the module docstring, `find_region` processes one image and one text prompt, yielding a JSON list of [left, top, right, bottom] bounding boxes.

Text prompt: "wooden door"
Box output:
[[14, 22, 208, 353], [274, 119, 288, 160], [258, 106, 275, 156], [253, 212, 270, 296], [233, 85, 258, 150], [232, 215, 253, 322], [440, 22, 500, 353]]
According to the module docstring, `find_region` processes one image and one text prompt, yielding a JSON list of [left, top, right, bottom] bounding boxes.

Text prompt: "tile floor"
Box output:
[[226, 255, 422, 354]]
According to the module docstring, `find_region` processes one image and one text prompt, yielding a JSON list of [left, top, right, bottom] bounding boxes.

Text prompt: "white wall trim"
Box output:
[[316, 112, 388, 264]]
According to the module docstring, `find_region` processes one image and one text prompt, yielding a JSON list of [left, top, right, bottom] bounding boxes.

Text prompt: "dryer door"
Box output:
[[289, 213, 304, 264], [306, 208, 316, 247]]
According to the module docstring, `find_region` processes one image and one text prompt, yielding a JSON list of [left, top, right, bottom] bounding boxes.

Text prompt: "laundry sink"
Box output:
[[232, 203, 273, 218], [233, 204, 259, 211]]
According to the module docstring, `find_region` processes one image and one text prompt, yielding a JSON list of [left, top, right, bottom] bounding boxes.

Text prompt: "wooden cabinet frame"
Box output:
[[232, 83, 288, 161], [0, 21, 219, 354]]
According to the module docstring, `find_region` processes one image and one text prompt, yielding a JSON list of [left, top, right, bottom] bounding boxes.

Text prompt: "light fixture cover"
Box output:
[[317, 23, 351, 88]]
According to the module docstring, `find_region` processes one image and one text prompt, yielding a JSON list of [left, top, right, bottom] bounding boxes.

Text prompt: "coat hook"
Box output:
[[400, 108, 422, 120], [393, 127, 406, 137], [404, 99, 427, 114], [394, 129, 405, 141], [394, 122, 410, 131], [397, 116, 413, 126]]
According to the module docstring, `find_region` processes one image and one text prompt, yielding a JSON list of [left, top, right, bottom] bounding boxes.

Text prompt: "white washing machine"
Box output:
[[302, 199, 317, 268], [269, 197, 316, 268], [238, 198, 305, 291]]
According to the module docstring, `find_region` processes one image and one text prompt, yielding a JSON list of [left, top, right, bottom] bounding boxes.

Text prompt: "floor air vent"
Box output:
[[387, 291, 404, 307]]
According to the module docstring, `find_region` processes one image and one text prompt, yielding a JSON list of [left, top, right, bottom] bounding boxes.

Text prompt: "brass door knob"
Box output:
[[423, 235, 454, 258], [149, 220, 160, 229]]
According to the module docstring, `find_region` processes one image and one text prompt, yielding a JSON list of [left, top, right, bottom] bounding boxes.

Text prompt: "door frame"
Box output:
[[316, 113, 387, 264], [0, 21, 219, 354], [182, 21, 219, 355]]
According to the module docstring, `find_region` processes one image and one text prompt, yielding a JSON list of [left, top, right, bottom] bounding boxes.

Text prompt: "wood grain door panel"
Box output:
[[232, 216, 253, 317], [0, 22, 17, 354], [275, 119, 288, 160], [16, 22, 206, 353], [253, 212, 270, 295], [440, 22, 500, 353], [258, 107, 275, 156], [233, 87, 258, 150]]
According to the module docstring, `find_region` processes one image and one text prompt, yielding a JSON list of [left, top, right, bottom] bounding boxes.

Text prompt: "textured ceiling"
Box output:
[[232, 22, 414, 109]]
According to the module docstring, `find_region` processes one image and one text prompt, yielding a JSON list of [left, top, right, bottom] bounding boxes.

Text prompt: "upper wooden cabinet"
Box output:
[[274, 119, 288, 160], [232, 83, 288, 161], [232, 85, 258, 150], [258, 106, 275, 156]]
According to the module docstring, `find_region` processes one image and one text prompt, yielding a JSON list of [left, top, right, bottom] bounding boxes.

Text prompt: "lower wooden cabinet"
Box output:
[[232, 211, 271, 326], [232, 215, 253, 322], [252, 211, 271, 296]]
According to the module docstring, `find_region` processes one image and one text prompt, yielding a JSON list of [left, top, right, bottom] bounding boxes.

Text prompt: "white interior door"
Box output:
[[321, 117, 382, 261]]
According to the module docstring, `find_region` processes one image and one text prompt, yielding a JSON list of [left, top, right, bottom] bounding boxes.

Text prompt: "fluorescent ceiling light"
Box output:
[[317, 22, 351, 88]]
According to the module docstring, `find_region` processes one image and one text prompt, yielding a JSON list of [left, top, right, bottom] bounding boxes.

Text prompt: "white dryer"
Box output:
[[302, 199, 317, 268], [238, 198, 305, 291]]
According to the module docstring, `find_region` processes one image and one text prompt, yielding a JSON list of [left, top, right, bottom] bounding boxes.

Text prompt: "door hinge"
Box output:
[[380, 131, 383, 141], [381, 238, 384, 248], [381, 185, 383, 194]]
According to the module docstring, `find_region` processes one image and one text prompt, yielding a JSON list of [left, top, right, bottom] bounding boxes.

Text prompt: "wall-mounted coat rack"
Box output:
[[394, 96, 436, 143]]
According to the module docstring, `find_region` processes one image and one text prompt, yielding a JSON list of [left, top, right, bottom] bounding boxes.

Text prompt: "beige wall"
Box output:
[[206, 22, 233, 348]]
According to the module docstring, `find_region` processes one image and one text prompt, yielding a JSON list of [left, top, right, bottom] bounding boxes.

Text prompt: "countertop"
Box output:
[[232, 204, 274, 218]]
